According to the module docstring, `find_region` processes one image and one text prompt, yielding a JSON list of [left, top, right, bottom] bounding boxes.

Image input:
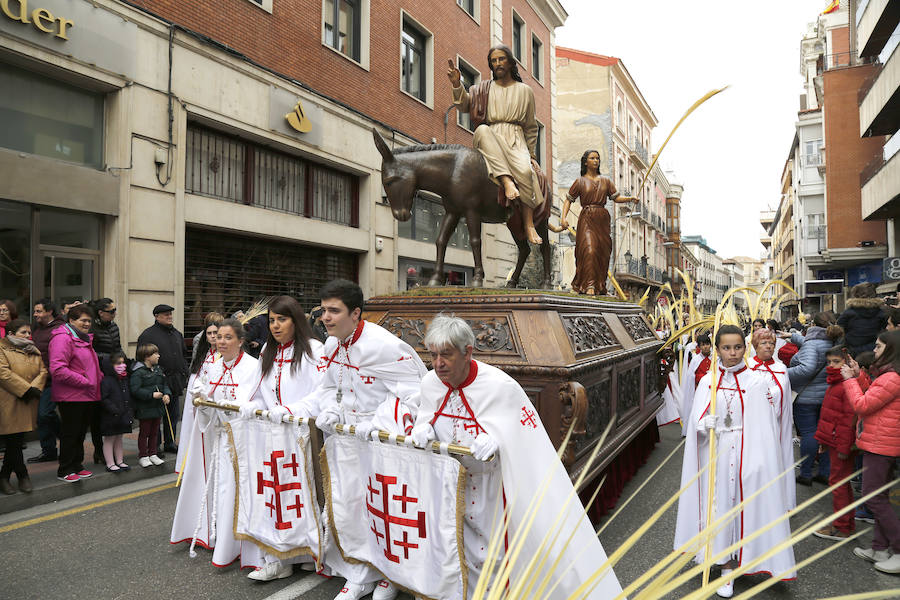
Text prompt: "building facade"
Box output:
[[682, 235, 723, 314], [554, 46, 668, 300], [0, 0, 566, 350]]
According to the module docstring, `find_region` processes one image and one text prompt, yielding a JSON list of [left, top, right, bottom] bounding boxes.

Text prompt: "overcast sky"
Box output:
[[555, 0, 834, 260]]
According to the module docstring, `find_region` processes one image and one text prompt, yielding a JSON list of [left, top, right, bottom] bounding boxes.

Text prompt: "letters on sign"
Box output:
[[1, 0, 74, 40]]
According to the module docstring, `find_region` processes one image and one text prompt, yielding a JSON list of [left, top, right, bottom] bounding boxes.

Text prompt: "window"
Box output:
[[456, 59, 479, 131], [511, 12, 525, 62], [185, 126, 359, 227], [456, 0, 475, 18], [323, 0, 361, 62], [616, 100, 624, 131], [398, 193, 470, 250], [245, 0, 273, 12], [617, 159, 625, 190], [534, 121, 545, 168], [0, 62, 104, 169], [531, 35, 542, 81], [402, 18, 427, 102]]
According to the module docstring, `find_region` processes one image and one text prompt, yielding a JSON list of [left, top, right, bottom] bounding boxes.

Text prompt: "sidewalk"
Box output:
[[0, 430, 179, 516]]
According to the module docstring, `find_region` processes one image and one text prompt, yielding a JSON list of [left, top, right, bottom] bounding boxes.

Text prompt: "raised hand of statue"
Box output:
[[446, 59, 461, 87], [560, 218, 570, 230]]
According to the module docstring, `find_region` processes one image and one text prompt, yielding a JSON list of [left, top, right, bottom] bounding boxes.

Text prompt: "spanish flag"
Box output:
[[822, 0, 839, 15]]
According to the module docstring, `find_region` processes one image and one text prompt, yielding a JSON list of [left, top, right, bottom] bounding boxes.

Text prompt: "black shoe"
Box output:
[[27, 452, 58, 464], [164, 444, 178, 453], [0, 479, 16, 495], [812, 474, 830, 485], [796, 476, 812, 487]]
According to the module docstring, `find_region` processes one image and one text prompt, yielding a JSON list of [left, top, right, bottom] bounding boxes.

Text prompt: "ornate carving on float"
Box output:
[[560, 314, 618, 355], [559, 381, 587, 466], [381, 316, 428, 350], [616, 366, 641, 420], [575, 378, 611, 456], [620, 315, 655, 341], [380, 314, 520, 356]]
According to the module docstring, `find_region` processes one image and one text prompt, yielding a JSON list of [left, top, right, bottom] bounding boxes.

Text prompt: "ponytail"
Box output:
[[826, 324, 844, 342]]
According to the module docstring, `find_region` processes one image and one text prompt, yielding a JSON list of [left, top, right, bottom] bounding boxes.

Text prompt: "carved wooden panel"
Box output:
[[575, 378, 611, 455], [620, 315, 655, 341], [616, 366, 641, 418], [380, 314, 521, 356], [560, 314, 619, 355]]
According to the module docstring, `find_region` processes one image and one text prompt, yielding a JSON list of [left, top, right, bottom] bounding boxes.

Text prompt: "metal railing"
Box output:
[[629, 136, 650, 165]]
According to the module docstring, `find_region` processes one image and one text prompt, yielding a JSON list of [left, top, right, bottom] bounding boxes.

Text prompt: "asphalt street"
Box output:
[[1, 425, 898, 599]]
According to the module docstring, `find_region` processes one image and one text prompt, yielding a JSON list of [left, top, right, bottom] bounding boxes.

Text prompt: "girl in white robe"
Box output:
[[170, 318, 262, 570], [176, 318, 221, 474]]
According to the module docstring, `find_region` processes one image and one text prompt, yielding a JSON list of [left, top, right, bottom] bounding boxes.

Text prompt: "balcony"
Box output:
[[861, 149, 900, 220], [760, 235, 772, 249], [628, 136, 650, 169], [857, 0, 900, 59], [860, 42, 899, 137], [614, 255, 664, 283]]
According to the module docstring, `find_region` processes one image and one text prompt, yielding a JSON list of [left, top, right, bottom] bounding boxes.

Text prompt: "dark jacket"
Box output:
[[130, 363, 171, 420], [32, 316, 66, 372], [91, 319, 123, 364], [99, 358, 133, 435], [137, 322, 188, 397], [837, 297, 887, 355], [788, 327, 832, 405]]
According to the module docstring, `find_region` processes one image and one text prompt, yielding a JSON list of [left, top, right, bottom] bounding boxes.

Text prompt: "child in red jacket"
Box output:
[[813, 347, 860, 540]]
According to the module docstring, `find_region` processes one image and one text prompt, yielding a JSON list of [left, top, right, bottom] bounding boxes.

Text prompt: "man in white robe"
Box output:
[[303, 280, 427, 600], [448, 45, 544, 245], [411, 315, 623, 600], [674, 325, 796, 598], [170, 327, 262, 571], [658, 350, 683, 426], [680, 334, 711, 436], [748, 328, 796, 510]]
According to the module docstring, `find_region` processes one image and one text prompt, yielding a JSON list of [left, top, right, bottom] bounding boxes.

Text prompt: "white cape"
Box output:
[[749, 357, 796, 509], [417, 361, 623, 599]]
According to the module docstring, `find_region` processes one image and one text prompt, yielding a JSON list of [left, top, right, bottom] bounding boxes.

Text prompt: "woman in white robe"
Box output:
[[170, 318, 262, 570], [674, 325, 796, 598], [176, 318, 221, 474], [239, 296, 325, 582]]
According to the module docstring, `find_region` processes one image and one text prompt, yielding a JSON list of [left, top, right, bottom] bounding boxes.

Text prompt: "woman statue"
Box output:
[[560, 150, 638, 295]]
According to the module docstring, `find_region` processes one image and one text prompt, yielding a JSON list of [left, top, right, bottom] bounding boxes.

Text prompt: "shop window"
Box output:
[[401, 17, 429, 103], [0, 200, 31, 315], [185, 126, 358, 227], [0, 62, 103, 169], [323, 0, 361, 62], [184, 228, 357, 337], [456, 59, 479, 131], [401, 258, 471, 290], [397, 192, 470, 250]]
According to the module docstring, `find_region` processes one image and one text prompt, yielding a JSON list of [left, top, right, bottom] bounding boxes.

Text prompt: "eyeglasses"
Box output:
[[101, 308, 117, 314]]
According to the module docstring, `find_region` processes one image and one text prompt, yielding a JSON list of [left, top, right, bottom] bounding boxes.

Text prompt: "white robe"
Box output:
[[176, 348, 219, 474], [417, 360, 623, 600], [749, 357, 796, 509], [248, 340, 324, 414], [674, 360, 796, 579], [301, 320, 427, 585], [680, 350, 704, 436], [170, 351, 263, 570], [658, 369, 683, 426]]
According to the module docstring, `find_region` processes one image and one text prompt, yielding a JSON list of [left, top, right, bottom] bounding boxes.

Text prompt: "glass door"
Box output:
[[42, 250, 98, 307]]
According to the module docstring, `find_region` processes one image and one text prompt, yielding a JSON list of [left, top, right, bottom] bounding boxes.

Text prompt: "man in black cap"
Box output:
[[137, 304, 188, 455]]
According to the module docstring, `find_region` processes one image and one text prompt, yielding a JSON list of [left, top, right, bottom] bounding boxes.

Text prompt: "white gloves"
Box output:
[[239, 404, 258, 420], [315, 406, 341, 432], [354, 421, 377, 441], [700, 414, 721, 433], [409, 423, 436, 448], [267, 405, 289, 423], [471, 433, 499, 461]]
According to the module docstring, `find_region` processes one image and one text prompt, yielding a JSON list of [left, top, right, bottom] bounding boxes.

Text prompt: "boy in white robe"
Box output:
[[410, 315, 623, 600], [303, 280, 427, 600], [674, 325, 796, 598]]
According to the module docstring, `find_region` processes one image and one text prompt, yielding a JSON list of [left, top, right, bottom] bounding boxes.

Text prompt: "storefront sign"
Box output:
[[847, 260, 883, 287], [285, 100, 312, 133], [269, 86, 323, 147], [0, 0, 136, 77], [883, 257, 900, 282], [1, 0, 73, 40]]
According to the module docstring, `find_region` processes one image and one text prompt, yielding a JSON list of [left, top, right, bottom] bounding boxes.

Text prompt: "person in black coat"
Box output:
[[90, 298, 123, 364], [838, 283, 888, 356], [99, 353, 133, 472], [136, 304, 187, 454]]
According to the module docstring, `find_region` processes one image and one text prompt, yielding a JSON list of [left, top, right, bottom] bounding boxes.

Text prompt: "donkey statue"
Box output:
[[373, 128, 552, 288]]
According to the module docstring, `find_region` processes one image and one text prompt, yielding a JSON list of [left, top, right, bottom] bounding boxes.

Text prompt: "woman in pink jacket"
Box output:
[[49, 304, 102, 483], [842, 329, 900, 574]]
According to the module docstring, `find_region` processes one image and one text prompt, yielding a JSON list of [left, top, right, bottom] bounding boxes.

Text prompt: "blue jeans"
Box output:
[[793, 403, 830, 479], [36, 386, 60, 456]]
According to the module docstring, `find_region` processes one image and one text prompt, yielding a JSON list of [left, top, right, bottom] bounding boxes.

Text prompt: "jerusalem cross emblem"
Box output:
[[520, 406, 538, 429], [366, 473, 427, 563], [256, 450, 304, 530]]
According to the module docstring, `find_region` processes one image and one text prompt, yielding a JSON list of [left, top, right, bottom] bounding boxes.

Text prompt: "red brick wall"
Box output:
[[823, 64, 887, 249], [130, 0, 554, 164]]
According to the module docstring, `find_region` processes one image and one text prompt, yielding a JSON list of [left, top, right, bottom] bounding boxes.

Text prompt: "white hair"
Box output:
[[423, 314, 474, 355]]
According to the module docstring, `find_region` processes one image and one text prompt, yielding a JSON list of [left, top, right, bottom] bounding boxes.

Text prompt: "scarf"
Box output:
[[5, 335, 40, 355], [65, 324, 90, 343], [826, 365, 844, 385]]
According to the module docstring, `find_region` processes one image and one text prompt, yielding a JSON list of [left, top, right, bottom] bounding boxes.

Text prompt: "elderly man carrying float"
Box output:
[[410, 314, 623, 599]]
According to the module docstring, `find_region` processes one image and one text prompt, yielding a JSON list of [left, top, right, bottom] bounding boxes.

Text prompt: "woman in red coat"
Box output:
[[841, 329, 900, 574]]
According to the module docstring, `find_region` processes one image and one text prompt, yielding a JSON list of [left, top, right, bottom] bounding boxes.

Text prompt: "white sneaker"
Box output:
[[247, 561, 293, 581], [874, 553, 900, 574], [373, 580, 398, 600], [148, 455, 164, 466], [854, 547, 892, 563], [138, 457, 152, 468], [334, 582, 376, 600], [716, 569, 734, 598]]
